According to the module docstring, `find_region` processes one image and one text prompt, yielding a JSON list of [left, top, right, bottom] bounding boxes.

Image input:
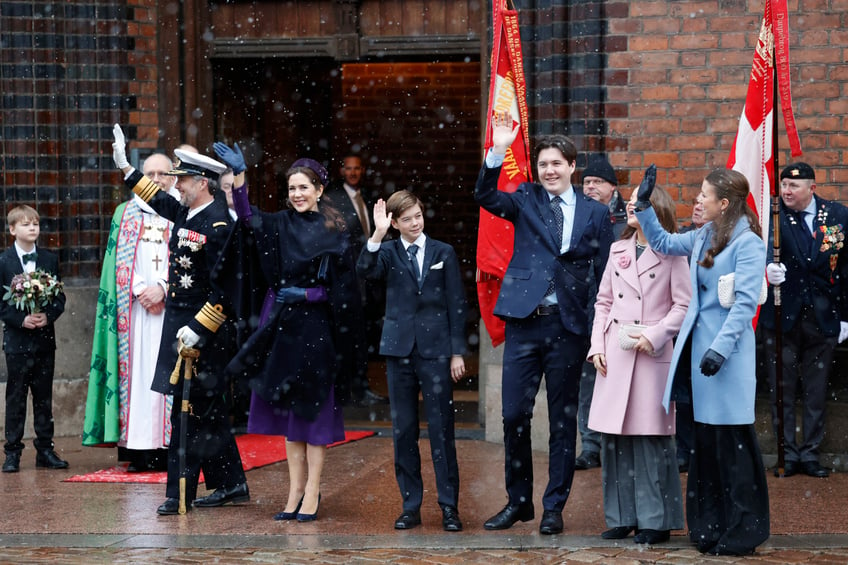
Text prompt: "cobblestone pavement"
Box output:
[[0, 435, 846, 564]]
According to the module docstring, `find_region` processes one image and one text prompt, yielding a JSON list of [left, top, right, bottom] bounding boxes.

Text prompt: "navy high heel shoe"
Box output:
[[296, 494, 321, 522], [273, 495, 303, 521]]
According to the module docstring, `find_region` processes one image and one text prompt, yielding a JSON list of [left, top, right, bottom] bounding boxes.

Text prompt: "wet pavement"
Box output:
[[1, 431, 847, 564]]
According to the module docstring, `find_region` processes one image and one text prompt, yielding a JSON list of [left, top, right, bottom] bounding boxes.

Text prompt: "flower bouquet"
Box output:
[[2, 270, 64, 314]]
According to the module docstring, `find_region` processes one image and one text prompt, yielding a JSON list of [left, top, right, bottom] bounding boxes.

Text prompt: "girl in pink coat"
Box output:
[[587, 186, 691, 545]]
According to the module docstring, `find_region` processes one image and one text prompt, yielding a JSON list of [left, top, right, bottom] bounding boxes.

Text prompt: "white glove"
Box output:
[[112, 123, 130, 169], [839, 321, 848, 344], [176, 325, 200, 348], [766, 262, 786, 286]]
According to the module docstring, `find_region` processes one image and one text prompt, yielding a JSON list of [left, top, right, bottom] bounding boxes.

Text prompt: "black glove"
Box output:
[[635, 164, 657, 210], [699, 348, 725, 377]]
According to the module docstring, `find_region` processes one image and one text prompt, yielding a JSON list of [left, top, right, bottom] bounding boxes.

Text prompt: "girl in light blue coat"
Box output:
[[635, 167, 769, 557]]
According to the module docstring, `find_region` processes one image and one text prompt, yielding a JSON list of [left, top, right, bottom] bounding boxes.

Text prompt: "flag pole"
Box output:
[[771, 40, 786, 477]]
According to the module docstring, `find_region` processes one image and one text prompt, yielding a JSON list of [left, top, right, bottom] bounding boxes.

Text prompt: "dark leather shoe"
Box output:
[[156, 498, 186, 515], [774, 461, 799, 477], [634, 529, 670, 544], [484, 503, 534, 530], [2, 452, 20, 473], [356, 388, 388, 406], [273, 496, 303, 521], [193, 483, 250, 507], [442, 506, 463, 532], [35, 449, 68, 469], [394, 510, 421, 530], [602, 525, 636, 539], [539, 510, 563, 535], [574, 451, 601, 470], [296, 493, 321, 522], [802, 460, 830, 478]]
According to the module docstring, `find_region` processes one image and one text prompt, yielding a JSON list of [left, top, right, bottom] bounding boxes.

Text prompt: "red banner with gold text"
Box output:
[[476, 0, 532, 347]]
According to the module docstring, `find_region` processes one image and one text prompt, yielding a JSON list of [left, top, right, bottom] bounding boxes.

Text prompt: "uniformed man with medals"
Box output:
[[111, 125, 248, 515]]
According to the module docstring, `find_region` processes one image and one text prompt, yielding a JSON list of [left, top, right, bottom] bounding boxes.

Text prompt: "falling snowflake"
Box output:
[[179, 274, 194, 289], [177, 256, 193, 269]]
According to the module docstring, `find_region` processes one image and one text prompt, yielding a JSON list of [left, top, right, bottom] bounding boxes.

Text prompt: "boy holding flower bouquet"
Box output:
[[1, 205, 67, 473]]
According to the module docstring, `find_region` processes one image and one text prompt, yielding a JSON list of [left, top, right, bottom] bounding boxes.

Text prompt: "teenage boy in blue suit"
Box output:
[[477, 111, 614, 534], [1, 205, 67, 473], [357, 190, 467, 532]]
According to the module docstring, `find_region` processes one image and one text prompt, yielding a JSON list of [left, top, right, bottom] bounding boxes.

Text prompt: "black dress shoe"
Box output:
[[156, 498, 186, 515], [802, 460, 830, 478], [193, 483, 250, 507], [602, 525, 636, 539], [574, 451, 601, 470], [35, 449, 69, 469], [539, 510, 563, 535], [774, 461, 799, 477], [484, 503, 535, 530], [296, 493, 321, 522], [2, 452, 20, 473], [442, 506, 463, 532], [356, 389, 388, 406], [394, 510, 421, 530], [634, 529, 670, 544], [273, 496, 303, 521]]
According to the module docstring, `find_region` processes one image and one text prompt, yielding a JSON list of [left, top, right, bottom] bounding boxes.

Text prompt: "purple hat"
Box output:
[[290, 158, 329, 187]]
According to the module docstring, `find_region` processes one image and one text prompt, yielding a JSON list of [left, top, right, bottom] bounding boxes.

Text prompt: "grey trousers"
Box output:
[[601, 433, 684, 531], [578, 362, 602, 454]]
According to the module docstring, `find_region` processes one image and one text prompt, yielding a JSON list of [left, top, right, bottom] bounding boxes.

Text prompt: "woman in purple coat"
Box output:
[[215, 144, 364, 523], [587, 186, 691, 544]]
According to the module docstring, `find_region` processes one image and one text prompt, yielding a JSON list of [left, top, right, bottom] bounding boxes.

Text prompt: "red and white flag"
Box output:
[[726, 0, 802, 238], [476, 0, 532, 347]]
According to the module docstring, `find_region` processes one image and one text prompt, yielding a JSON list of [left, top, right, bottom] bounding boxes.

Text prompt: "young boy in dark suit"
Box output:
[[357, 190, 467, 532], [1, 205, 67, 472]]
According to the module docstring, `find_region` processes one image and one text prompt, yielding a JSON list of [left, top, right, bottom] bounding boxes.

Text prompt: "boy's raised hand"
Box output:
[[491, 110, 520, 155], [369, 198, 392, 242]]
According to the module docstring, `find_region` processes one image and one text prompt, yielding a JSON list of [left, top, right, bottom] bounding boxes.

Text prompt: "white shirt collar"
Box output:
[[401, 234, 427, 251], [186, 199, 214, 221], [802, 196, 817, 217], [15, 242, 36, 261], [549, 186, 576, 205]]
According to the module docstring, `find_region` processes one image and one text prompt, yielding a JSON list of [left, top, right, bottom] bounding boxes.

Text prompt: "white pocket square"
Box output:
[[430, 261, 444, 270]]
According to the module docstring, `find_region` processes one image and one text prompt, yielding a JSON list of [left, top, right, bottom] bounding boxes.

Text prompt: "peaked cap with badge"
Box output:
[[169, 149, 227, 180]]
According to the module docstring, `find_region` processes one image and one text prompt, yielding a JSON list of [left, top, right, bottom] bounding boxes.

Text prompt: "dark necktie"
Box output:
[[801, 211, 816, 254], [551, 195, 564, 244], [353, 190, 370, 235], [546, 196, 564, 296], [407, 244, 421, 282], [22, 252, 37, 264]]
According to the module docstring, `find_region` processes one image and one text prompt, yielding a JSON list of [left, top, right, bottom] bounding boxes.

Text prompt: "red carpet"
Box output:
[[64, 430, 375, 484]]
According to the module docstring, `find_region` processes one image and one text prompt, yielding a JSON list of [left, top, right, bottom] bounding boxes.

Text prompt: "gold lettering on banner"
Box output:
[[494, 71, 516, 114], [502, 147, 521, 180], [752, 19, 774, 81]]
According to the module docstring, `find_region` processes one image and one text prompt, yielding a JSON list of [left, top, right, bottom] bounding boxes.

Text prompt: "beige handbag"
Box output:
[[717, 273, 768, 309], [617, 323, 664, 356]]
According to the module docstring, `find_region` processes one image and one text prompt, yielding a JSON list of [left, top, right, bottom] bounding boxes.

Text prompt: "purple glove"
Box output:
[[232, 182, 252, 222], [305, 286, 328, 303], [275, 286, 328, 304]]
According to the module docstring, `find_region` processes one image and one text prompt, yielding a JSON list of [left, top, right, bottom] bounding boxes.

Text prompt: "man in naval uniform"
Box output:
[[111, 125, 248, 515]]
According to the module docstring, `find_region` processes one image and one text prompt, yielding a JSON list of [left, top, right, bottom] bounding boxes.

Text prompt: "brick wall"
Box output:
[[335, 61, 483, 324], [0, 1, 158, 279], [518, 0, 848, 222], [4, 0, 847, 279]]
